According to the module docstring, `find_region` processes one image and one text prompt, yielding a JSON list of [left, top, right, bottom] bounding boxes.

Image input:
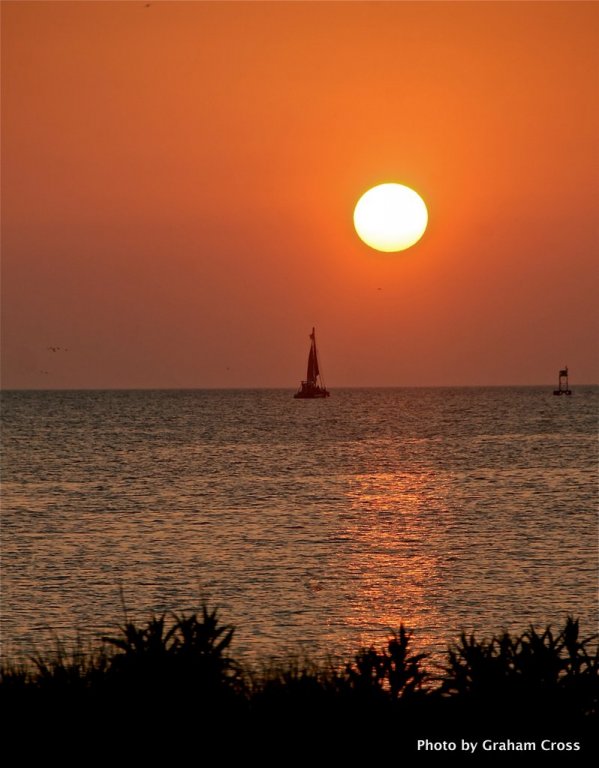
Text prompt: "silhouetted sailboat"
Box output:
[[294, 328, 330, 399]]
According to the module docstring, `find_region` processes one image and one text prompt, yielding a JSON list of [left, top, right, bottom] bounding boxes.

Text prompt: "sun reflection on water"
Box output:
[[340, 470, 447, 659]]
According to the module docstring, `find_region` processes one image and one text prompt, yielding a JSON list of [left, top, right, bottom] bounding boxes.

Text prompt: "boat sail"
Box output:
[[294, 328, 330, 399]]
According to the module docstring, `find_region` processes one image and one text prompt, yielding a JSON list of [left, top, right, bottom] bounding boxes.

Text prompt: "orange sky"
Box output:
[[2, 1, 598, 388]]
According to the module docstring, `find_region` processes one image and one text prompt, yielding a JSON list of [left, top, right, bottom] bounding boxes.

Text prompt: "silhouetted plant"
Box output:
[[346, 624, 429, 700], [101, 605, 240, 701], [0, 663, 31, 693], [28, 636, 108, 693], [441, 616, 598, 719], [1, 612, 597, 735]]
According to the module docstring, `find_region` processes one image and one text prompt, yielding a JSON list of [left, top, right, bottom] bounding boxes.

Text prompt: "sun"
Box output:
[[353, 183, 428, 252]]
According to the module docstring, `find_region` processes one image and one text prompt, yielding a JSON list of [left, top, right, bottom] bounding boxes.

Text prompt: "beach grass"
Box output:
[[1, 609, 597, 754]]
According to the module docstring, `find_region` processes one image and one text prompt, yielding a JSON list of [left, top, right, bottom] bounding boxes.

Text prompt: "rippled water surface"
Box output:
[[2, 388, 597, 660]]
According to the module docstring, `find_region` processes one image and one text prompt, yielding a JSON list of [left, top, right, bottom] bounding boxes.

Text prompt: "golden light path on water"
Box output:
[[341, 470, 444, 657]]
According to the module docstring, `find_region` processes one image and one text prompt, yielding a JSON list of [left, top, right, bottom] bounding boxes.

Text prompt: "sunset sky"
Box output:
[[2, 1, 598, 388]]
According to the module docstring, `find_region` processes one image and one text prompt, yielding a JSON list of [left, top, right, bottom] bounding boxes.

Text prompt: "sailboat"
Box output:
[[294, 328, 330, 399]]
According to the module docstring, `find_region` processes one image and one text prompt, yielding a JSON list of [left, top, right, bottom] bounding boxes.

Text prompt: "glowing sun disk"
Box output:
[[353, 183, 428, 252]]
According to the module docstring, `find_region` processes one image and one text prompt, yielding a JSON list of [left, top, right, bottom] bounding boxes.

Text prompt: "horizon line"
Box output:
[[2, 383, 597, 393]]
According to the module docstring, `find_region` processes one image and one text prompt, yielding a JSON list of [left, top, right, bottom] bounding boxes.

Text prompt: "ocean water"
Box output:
[[1, 388, 597, 663]]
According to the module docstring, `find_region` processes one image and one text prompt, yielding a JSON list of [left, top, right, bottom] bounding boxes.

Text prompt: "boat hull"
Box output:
[[294, 390, 330, 399], [294, 384, 330, 399]]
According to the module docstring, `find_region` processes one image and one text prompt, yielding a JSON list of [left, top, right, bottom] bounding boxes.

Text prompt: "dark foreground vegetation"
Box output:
[[2, 609, 597, 757]]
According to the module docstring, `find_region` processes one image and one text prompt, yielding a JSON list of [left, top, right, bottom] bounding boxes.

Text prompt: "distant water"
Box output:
[[1, 388, 597, 662]]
